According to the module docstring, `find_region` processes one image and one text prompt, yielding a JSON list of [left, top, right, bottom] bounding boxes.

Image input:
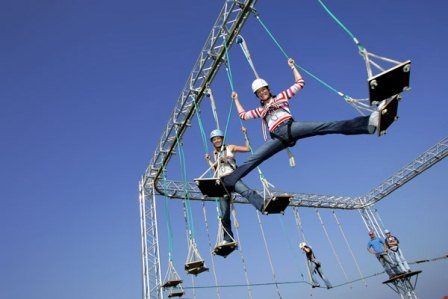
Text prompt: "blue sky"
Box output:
[[1, 1, 446, 299]]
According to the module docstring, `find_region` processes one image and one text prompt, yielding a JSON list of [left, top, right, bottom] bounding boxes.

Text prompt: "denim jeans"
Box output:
[[307, 260, 332, 288], [220, 179, 264, 242], [389, 247, 411, 272], [377, 253, 402, 276], [222, 116, 372, 189]]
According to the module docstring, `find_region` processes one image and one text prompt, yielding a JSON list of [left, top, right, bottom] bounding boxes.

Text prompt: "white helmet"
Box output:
[[209, 129, 224, 141], [299, 242, 307, 249], [384, 229, 390, 234], [251, 78, 269, 94]]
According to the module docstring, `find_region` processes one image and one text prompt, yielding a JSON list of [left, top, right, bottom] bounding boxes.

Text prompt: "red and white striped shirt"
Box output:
[[238, 79, 305, 136]]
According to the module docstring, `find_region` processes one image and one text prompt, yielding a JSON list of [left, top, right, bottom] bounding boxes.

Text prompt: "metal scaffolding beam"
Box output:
[[148, 136, 447, 210]]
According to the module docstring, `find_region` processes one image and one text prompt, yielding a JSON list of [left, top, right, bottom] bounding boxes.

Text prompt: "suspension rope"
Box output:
[[192, 95, 209, 153], [230, 205, 254, 299], [316, 0, 364, 51], [161, 174, 175, 257], [291, 207, 312, 283], [278, 215, 308, 292], [315, 209, 350, 283], [201, 202, 221, 299], [206, 87, 221, 130], [181, 269, 388, 290], [255, 212, 282, 298], [332, 210, 367, 287], [176, 139, 196, 239], [254, 14, 347, 100]]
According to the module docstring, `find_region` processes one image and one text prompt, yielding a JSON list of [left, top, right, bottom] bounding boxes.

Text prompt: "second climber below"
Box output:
[[221, 58, 379, 191]]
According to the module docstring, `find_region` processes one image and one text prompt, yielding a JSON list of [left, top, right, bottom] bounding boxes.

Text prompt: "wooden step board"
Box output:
[[378, 95, 400, 136], [369, 60, 411, 104], [195, 178, 230, 198], [262, 195, 292, 215], [213, 241, 238, 258]]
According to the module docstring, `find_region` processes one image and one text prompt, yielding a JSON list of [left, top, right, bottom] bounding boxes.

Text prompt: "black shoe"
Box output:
[[312, 284, 320, 288]]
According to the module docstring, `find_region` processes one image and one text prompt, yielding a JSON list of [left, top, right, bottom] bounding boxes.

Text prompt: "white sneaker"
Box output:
[[369, 110, 379, 128], [368, 110, 379, 134]]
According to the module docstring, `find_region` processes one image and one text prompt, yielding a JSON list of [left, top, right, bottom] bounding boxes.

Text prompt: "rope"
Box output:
[[222, 34, 236, 143], [291, 207, 312, 283], [231, 207, 254, 299], [254, 14, 348, 100], [161, 174, 175, 257], [278, 216, 307, 292], [206, 87, 221, 130], [176, 139, 196, 239], [316, 209, 350, 283], [332, 210, 367, 287], [201, 202, 221, 299], [192, 96, 209, 153], [255, 212, 282, 298], [316, 0, 364, 51]]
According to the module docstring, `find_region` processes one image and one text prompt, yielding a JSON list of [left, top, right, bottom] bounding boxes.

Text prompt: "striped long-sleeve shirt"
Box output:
[[238, 79, 305, 135]]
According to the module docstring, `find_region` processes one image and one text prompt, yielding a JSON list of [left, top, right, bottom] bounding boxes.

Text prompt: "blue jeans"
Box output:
[[389, 247, 411, 272], [307, 260, 332, 288], [220, 180, 264, 242], [222, 116, 372, 189], [377, 253, 402, 277]]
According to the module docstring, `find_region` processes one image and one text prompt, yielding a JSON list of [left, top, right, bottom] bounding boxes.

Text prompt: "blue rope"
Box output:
[[161, 174, 174, 256], [223, 40, 236, 144], [176, 140, 196, 238], [316, 0, 365, 51], [255, 15, 349, 100], [193, 101, 209, 153]]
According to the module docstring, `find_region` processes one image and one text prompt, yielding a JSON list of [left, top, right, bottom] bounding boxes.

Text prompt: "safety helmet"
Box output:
[[299, 242, 307, 249], [384, 229, 390, 234], [209, 129, 224, 141], [251, 78, 269, 94]]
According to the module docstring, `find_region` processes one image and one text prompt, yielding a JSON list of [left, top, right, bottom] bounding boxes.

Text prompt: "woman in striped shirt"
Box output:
[[221, 58, 379, 191]]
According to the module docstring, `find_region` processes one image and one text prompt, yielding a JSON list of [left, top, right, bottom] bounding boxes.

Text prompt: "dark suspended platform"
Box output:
[[368, 60, 411, 105], [167, 290, 185, 298], [213, 241, 238, 258], [185, 260, 209, 276], [377, 94, 400, 136], [162, 279, 183, 289], [262, 194, 292, 215], [382, 270, 422, 284], [195, 178, 230, 198]]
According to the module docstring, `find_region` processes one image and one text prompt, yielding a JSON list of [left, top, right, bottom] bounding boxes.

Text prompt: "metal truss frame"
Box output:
[[149, 136, 447, 210], [139, 1, 257, 298]]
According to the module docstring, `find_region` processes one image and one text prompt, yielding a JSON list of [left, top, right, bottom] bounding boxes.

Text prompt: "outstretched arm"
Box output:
[[232, 91, 245, 115], [288, 58, 303, 82], [229, 127, 251, 153]]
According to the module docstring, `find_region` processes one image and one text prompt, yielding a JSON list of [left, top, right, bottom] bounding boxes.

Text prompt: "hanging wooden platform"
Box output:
[[377, 95, 400, 136], [213, 241, 238, 257], [195, 178, 230, 198], [368, 60, 411, 104], [262, 194, 292, 215], [185, 260, 209, 276], [162, 279, 183, 288], [382, 270, 422, 284], [167, 290, 184, 298]]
